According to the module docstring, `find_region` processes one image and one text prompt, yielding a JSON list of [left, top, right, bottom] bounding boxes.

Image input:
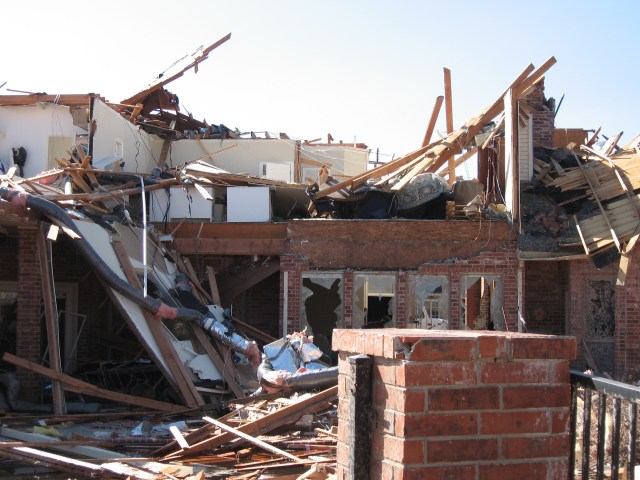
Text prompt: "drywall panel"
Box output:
[[0, 104, 84, 177], [226, 186, 271, 222], [170, 138, 295, 177], [92, 99, 157, 172], [300, 143, 369, 177], [149, 186, 214, 223]]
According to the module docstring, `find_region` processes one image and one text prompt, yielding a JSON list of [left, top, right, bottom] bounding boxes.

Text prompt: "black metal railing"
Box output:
[[570, 370, 640, 479]]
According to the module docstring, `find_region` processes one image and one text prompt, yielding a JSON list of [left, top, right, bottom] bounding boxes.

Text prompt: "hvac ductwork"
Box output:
[[0, 187, 203, 322]]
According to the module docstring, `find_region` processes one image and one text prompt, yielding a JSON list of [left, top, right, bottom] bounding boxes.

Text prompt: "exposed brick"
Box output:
[[404, 337, 476, 362], [427, 438, 498, 463], [502, 435, 569, 460], [479, 462, 548, 480], [379, 435, 424, 464], [404, 465, 476, 480], [399, 412, 478, 437], [398, 362, 477, 387], [480, 411, 549, 435], [480, 361, 549, 384], [428, 386, 500, 411], [503, 385, 570, 409], [509, 336, 576, 360]]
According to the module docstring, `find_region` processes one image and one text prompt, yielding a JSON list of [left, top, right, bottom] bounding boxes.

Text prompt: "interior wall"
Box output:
[[169, 138, 295, 178], [0, 104, 85, 177], [92, 99, 158, 172]]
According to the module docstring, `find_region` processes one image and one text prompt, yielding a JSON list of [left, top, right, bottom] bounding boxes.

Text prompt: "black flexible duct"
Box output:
[[281, 366, 338, 391], [0, 187, 204, 322]]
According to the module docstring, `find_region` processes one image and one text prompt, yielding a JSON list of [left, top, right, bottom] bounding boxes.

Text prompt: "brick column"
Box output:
[[333, 329, 576, 480], [16, 227, 42, 402]]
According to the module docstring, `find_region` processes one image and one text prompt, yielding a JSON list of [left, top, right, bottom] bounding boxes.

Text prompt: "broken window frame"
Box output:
[[300, 272, 344, 333], [353, 273, 396, 329], [459, 274, 504, 331], [406, 274, 450, 329]]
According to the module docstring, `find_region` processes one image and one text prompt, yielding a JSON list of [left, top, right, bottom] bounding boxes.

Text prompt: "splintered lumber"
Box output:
[[443, 67, 455, 183], [575, 193, 640, 254], [573, 152, 621, 252], [617, 230, 640, 286], [312, 138, 443, 200], [37, 224, 66, 415], [121, 33, 232, 106], [158, 386, 338, 459], [422, 95, 444, 147], [203, 416, 305, 463], [0, 445, 158, 480], [2, 352, 184, 412], [547, 149, 640, 202]]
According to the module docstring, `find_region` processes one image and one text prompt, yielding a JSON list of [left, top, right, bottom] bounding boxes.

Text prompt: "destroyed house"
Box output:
[[0, 41, 638, 421]]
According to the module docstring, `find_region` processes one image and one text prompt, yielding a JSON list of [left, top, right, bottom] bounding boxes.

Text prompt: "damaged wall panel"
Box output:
[[406, 274, 449, 329], [460, 274, 503, 330], [300, 273, 343, 357], [353, 273, 395, 329]]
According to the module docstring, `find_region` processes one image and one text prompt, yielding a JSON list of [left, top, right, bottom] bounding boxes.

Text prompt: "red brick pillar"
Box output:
[[333, 329, 576, 479], [16, 226, 43, 402]]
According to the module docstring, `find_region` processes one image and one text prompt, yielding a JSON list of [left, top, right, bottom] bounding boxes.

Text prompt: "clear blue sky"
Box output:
[[2, 0, 638, 166]]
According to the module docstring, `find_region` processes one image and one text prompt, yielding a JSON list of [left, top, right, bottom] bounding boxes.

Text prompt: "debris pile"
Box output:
[[520, 131, 640, 273], [0, 385, 338, 479]]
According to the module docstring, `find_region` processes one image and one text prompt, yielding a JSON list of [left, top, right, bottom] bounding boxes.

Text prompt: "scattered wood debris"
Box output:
[[0, 386, 338, 479]]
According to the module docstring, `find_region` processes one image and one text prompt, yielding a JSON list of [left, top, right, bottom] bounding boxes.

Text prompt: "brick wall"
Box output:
[[526, 82, 555, 147], [15, 227, 42, 402], [524, 261, 568, 335], [279, 255, 309, 334], [616, 251, 640, 381], [280, 247, 520, 336], [333, 329, 576, 479]]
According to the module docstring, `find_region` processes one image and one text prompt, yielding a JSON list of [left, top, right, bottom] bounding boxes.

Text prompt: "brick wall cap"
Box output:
[[333, 328, 576, 361]]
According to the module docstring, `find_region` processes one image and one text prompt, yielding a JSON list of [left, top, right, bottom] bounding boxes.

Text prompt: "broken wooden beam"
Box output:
[[203, 415, 306, 463], [2, 352, 185, 412]]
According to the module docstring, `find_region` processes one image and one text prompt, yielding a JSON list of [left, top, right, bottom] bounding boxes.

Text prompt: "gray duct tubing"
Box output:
[[281, 366, 338, 391], [0, 188, 203, 322]]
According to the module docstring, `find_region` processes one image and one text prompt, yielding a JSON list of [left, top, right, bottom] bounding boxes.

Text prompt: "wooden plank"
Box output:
[[422, 96, 444, 147], [36, 224, 66, 415], [0, 94, 94, 107], [111, 239, 204, 407], [169, 425, 190, 450], [514, 56, 557, 98], [206, 266, 222, 305], [158, 385, 338, 458], [2, 352, 184, 412], [443, 67, 456, 184], [585, 126, 602, 148], [172, 238, 286, 255], [572, 152, 621, 252], [421, 61, 545, 177], [121, 33, 232, 106], [618, 232, 640, 286], [203, 415, 305, 463], [312, 138, 444, 200], [389, 154, 438, 191]]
